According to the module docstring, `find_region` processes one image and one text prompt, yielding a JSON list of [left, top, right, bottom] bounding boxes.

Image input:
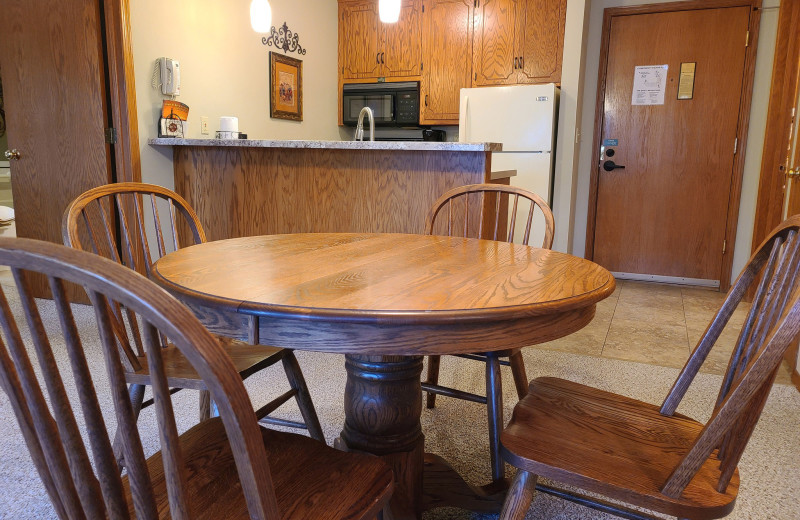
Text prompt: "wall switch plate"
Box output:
[[200, 116, 209, 135]]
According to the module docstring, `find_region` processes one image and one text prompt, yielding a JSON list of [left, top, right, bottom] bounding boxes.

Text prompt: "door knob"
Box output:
[[602, 160, 625, 172], [4, 149, 20, 161]]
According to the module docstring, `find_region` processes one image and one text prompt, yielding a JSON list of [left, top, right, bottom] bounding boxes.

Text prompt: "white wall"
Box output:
[[566, 0, 780, 284], [130, 0, 340, 188]]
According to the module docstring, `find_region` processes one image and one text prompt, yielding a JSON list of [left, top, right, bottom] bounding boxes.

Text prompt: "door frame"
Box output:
[[751, 1, 800, 253], [584, 0, 762, 291], [102, 0, 141, 184]]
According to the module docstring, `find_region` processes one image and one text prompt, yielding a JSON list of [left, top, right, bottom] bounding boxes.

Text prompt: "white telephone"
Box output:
[[159, 57, 180, 96]]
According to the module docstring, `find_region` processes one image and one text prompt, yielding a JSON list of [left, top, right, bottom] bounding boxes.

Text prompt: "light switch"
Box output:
[[200, 116, 209, 135]]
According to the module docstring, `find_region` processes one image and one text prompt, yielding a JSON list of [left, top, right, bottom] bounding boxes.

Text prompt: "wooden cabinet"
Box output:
[[339, 0, 422, 80], [473, 0, 566, 86], [421, 0, 474, 124]]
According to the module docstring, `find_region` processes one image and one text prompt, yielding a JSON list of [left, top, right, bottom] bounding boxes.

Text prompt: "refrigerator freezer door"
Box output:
[[459, 84, 557, 152], [491, 152, 553, 245]]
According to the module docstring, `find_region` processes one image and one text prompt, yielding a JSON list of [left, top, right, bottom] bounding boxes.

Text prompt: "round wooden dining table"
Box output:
[[151, 232, 615, 520]]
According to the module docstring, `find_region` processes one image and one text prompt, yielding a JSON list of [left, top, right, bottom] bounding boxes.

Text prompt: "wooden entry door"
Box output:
[[587, 2, 758, 287], [0, 0, 114, 298]]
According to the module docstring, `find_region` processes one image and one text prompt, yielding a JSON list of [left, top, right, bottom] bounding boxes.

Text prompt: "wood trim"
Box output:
[[102, 0, 141, 183], [751, 1, 800, 257], [585, 0, 762, 293]]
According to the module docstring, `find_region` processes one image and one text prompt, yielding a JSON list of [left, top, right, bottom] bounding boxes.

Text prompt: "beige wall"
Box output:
[[565, 0, 780, 284], [130, 0, 340, 188]]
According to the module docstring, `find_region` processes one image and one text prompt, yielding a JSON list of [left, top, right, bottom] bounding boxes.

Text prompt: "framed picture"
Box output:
[[269, 52, 303, 121]]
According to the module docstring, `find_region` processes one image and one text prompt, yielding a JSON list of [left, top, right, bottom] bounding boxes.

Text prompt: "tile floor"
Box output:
[[536, 279, 796, 385]]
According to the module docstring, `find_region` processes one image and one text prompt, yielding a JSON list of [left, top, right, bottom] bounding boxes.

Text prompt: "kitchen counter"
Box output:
[[149, 137, 501, 152], [151, 138, 510, 240]]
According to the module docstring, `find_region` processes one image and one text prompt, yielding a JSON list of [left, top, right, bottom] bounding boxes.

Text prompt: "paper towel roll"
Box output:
[[219, 116, 239, 132]]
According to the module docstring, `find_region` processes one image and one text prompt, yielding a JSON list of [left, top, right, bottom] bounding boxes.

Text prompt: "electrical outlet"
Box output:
[[200, 116, 209, 135]]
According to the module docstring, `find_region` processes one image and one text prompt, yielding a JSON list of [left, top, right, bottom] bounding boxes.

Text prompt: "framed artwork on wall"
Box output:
[[269, 52, 303, 121]]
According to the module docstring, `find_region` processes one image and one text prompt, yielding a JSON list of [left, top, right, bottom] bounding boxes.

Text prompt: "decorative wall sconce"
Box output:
[[262, 21, 307, 56], [250, 0, 272, 33], [379, 0, 401, 23]]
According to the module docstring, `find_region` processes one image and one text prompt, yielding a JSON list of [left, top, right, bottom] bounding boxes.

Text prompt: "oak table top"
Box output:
[[151, 233, 616, 519]]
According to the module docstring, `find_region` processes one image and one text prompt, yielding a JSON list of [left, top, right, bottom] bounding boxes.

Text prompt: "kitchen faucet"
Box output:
[[354, 107, 375, 142]]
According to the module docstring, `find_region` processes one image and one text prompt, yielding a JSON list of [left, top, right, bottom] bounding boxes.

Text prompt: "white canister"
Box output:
[[219, 116, 239, 132]]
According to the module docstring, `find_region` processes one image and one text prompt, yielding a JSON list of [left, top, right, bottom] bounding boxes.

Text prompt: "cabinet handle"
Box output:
[[513, 57, 518, 69], [377, 53, 381, 64], [519, 56, 523, 69], [381, 52, 385, 64], [425, 94, 429, 107]]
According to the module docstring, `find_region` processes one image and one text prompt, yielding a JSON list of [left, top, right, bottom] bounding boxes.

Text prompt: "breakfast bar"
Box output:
[[149, 138, 508, 241]]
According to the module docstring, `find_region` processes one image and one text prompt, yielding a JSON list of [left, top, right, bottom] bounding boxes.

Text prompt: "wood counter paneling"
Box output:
[[172, 146, 503, 241]]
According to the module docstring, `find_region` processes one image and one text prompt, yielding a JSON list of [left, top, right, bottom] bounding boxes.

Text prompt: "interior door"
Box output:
[[591, 6, 752, 284], [784, 84, 800, 219], [0, 0, 112, 298]]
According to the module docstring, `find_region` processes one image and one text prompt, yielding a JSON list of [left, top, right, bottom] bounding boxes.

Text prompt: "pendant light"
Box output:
[[379, 0, 401, 23], [250, 0, 272, 33]]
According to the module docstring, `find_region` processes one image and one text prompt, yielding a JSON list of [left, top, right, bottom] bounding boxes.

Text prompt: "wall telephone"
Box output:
[[157, 57, 180, 96]]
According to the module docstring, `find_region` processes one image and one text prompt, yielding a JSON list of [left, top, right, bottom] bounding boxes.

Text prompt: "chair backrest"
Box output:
[[62, 182, 206, 277], [0, 237, 279, 519], [658, 215, 800, 498], [424, 184, 555, 248]]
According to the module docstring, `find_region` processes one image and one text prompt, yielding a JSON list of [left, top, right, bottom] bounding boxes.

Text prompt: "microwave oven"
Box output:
[[342, 82, 420, 127]]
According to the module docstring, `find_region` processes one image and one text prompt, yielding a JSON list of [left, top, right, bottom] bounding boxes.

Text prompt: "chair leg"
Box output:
[[508, 349, 529, 400], [499, 470, 537, 520], [114, 383, 145, 470], [485, 352, 504, 482], [198, 390, 212, 421], [281, 350, 325, 442], [425, 355, 441, 409]]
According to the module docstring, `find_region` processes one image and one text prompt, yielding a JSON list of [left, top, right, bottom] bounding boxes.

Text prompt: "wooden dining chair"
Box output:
[[0, 237, 393, 519], [62, 182, 324, 444], [421, 183, 555, 482], [499, 216, 800, 520]]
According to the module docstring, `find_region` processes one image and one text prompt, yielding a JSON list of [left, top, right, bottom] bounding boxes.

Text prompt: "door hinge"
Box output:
[[421, 61, 423, 71], [105, 127, 117, 144], [733, 137, 738, 154], [422, 3, 425, 12], [745, 30, 750, 47], [475, 72, 477, 81], [722, 239, 727, 255]]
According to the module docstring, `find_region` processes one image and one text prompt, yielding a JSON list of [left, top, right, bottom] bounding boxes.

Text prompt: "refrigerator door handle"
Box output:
[[459, 94, 470, 141]]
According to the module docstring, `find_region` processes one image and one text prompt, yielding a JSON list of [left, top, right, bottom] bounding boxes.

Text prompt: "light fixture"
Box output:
[[379, 0, 401, 23], [250, 0, 272, 33]]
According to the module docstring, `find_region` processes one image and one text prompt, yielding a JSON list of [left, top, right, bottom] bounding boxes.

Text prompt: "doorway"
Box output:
[[585, 1, 761, 290]]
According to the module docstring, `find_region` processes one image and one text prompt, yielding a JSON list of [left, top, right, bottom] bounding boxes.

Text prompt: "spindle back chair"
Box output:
[[0, 237, 393, 519], [499, 216, 800, 519], [62, 183, 323, 438], [422, 183, 555, 482]]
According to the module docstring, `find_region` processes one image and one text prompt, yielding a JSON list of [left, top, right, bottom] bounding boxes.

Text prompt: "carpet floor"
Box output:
[[0, 290, 798, 519]]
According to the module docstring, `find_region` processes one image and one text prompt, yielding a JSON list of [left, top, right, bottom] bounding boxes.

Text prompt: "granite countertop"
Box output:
[[148, 138, 502, 152]]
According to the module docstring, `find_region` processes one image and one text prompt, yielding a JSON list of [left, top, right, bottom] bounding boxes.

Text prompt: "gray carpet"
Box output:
[[0, 290, 798, 519]]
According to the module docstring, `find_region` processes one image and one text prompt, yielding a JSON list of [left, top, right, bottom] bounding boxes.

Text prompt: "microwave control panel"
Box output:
[[396, 92, 419, 125]]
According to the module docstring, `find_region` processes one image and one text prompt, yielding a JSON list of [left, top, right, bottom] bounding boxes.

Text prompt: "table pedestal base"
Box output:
[[340, 355, 425, 520]]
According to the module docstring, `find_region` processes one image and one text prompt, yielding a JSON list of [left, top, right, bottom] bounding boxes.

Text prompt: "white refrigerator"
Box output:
[[459, 84, 558, 245]]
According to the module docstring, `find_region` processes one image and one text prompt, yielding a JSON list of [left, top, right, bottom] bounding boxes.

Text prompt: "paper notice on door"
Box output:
[[632, 65, 668, 105]]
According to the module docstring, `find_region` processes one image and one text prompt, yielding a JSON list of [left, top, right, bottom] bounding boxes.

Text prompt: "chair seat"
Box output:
[[500, 377, 739, 520], [123, 418, 393, 519], [127, 336, 284, 390]]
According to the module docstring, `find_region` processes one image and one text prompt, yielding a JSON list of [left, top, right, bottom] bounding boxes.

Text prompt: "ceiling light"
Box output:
[[250, 0, 272, 33], [379, 0, 401, 23]]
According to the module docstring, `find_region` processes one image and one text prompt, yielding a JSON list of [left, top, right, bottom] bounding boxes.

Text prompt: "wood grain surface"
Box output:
[[421, 0, 474, 124], [383, 0, 423, 78], [151, 233, 614, 355], [173, 146, 498, 241], [473, 0, 519, 86], [517, 0, 566, 84]]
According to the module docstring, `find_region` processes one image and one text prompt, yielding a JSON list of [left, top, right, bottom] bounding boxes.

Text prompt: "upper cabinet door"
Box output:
[[517, 0, 566, 84], [339, 1, 382, 79], [421, 0, 474, 124], [383, 0, 423, 77], [473, 0, 520, 86]]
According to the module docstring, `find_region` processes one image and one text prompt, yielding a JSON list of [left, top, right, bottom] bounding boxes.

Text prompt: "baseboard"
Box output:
[[792, 369, 800, 393]]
